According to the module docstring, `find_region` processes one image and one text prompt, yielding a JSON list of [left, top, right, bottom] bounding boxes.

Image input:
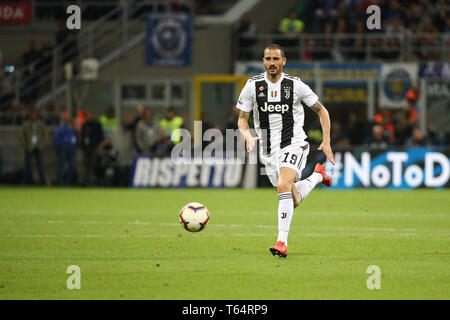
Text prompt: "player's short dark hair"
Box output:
[[264, 43, 285, 58]]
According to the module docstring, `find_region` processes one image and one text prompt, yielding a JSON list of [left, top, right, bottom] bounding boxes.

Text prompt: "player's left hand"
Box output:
[[245, 136, 261, 153], [317, 141, 335, 165]]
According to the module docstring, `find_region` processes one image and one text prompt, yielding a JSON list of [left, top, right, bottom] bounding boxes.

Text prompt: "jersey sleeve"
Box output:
[[236, 80, 255, 113], [296, 79, 319, 108]]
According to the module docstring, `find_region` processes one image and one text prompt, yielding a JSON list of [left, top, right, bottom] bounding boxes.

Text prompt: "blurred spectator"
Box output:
[[22, 40, 39, 67], [351, 20, 367, 61], [405, 83, 420, 125], [313, 21, 333, 60], [225, 107, 239, 131], [294, 0, 313, 25], [370, 22, 388, 61], [366, 124, 390, 148], [434, 0, 449, 32], [276, 9, 304, 58], [38, 38, 52, 70], [74, 109, 86, 132], [81, 111, 104, 186], [427, 119, 446, 146], [385, 17, 406, 60], [195, 0, 236, 15], [347, 0, 365, 22], [335, 0, 349, 20], [55, 22, 79, 79], [0, 55, 16, 109], [150, 129, 174, 158], [404, 3, 423, 59], [223, 107, 242, 156], [62, 33, 79, 76], [419, 17, 440, 60], [42, 104, 60, 125], [235, 13, 257, 60], [374, 109, 395, 143], [393, 112, 412, 146], [361, 0, 382, 12], [55, 22, 69, 48], [35, 1, 55, 20], [278, 9, 305, 34], [96, 138, 119, 187], [445, 16, 450, 53], [312, 0, 338, 33], [386, 0, 405, 21], [123, 104, 146, 153], [160, 107, 184, 145], [37, 38, 53, 95], [334, 18, 351, 61], [54, 113, 77, 186], [25, 102, 37, 117], [171, 0, 191, 12], [303, 38, 315, 61], [405, 2, 422, 30], [135, 108, 159, 154], [347, 112, 370, 145], [420, 0, 436, 21], [22, 40, 39, 103], [99, 107, 117, 129], [20, 110, 48, 185], [0, 67, 15, 111], [331, 120, 350, 146], [405, 127, 429, 147]]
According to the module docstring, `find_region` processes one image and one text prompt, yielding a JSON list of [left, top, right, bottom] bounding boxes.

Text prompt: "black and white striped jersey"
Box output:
[[236, 72, 318, 156]]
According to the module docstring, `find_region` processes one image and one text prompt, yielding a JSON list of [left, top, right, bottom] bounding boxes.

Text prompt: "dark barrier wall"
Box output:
[[130, 155, 246, 188], [130, 147, 449, 189], [320, 147, 449, 189], [265, 146, 450, 189]]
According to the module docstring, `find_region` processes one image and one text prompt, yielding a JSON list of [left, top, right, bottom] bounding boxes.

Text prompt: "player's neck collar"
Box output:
[[265, 72, 284, 84]]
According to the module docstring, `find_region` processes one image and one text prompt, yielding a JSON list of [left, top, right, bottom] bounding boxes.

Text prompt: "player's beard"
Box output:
[[266, 65, 281, 79]]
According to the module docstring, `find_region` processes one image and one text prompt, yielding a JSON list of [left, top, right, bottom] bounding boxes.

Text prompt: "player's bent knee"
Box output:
[[277, 181, 293, 194]]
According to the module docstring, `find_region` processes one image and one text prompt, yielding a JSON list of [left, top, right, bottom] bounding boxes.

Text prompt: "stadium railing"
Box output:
[[235, 32, 450, 62], [3, 0, 171, 110]]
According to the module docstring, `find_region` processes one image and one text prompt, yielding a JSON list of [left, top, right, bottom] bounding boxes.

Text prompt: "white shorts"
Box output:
[[260, 142, 310, 187]]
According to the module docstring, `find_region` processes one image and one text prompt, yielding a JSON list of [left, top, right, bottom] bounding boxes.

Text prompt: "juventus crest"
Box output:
[[283, 86, 291, 99]]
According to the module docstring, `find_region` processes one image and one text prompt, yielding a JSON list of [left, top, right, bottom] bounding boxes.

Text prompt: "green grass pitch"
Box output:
[[0, 187, 449, 300]]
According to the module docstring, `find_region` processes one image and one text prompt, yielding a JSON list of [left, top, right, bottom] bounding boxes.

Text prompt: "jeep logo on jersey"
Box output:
[[261, 102, 290, 113]]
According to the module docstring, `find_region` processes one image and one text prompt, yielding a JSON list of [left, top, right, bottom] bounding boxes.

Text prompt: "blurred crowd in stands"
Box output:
[[0, 26, 79, 111], [5, 0, 236, 19], [237, 0, 450, 61], [17, 103, 187, 186], [322, 83, 448, 148], [29, 0, 211, 21]]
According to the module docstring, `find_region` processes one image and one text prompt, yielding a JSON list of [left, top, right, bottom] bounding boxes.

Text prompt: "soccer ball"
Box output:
[[179, 202, 210, 232]]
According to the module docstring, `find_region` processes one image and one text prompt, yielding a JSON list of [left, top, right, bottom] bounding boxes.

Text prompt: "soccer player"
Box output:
[[236, 44, 335, 258]]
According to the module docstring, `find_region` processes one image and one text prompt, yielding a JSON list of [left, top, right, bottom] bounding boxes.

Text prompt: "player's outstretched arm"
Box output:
[[237, 110, 260, 153], [311, 101, 335, 165]]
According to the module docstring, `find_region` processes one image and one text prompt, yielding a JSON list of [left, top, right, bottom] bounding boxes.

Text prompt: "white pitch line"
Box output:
[[2, 210, 449, 218], [1, 219, 449, 235], [0, 233, 273, 238], [1, 231, 442, 238]]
